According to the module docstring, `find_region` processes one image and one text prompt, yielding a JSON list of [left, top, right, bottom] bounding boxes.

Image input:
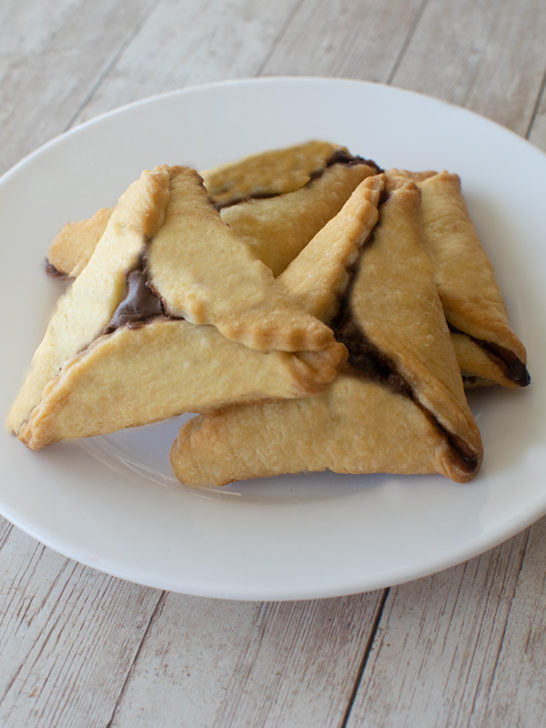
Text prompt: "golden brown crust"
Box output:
[[17, 321, 345, 449], [48, 207, 112, 277], [452, 333, 515, 388], [390, 168, 528, 387], [7, 165, 173, 435], [170, 375, 476, 487], [201, 139, 347, 205], [280, 174, 384, 321], [9, 164, 346, 448], [147, 166, 337, 352], [220, 161, 377, 275], [170, 173, 482, 487], [357, 175, 476, 438]]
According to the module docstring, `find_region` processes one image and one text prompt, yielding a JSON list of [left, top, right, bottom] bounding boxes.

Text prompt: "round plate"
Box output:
[[1, 78, 545, 600]]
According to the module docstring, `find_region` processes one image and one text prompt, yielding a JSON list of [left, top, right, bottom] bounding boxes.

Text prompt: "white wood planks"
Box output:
[[392, 0, 546, 135], [107, 593, 385, 727], [259, 0, 425, 81], [0, 0, 157, 174], [474, 518, 546, 728], [0, 527, 161, 728], [73, 0, 303, 125], [346, 532, 533, 727]]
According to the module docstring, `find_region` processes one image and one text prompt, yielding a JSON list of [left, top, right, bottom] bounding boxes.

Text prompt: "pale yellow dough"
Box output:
[[171, 375, 475, 486], [8, 165, 345, 449], [201, 139, 348, 205], [171, 174, 482, 486], [390, 169, 529, 388], [220, 161, 376, 275], [47, 207, 112, 277], [17, 320, 343, 449]]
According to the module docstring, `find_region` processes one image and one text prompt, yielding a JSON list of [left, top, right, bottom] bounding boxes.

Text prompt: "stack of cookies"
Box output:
[[7, 141, 530, 487]]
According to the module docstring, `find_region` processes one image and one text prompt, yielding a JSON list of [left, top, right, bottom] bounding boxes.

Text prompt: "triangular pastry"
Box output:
[[170, 174, 483, 486], [201, 139, 352, 205], [7, 165, 347, 449], [390, 169, 530, 388], [214, 145, 380, 275], [46, 141, 379, 278]]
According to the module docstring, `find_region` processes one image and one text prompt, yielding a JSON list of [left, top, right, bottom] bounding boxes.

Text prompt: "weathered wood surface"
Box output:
[[347, 525, 545, 728], [0, 0, 157, 173], [1, 0, 544, 726]]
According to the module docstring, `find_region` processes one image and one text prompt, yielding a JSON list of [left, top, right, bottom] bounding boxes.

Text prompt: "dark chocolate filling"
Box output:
[[332, 310, 479, 475], [450, 325, 530, 387], [462, 375, 484, 387], [330, 200, 479, 476], [332, 312, 412, 399], [320, 148, 381, 173], [105, 257, 175, 333], [214, 150, 382, 210], [44, 259, 66, 278]]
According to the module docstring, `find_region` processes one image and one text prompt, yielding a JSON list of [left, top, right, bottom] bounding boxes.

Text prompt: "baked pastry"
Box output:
[[390, 169, 529, 388], [202, 139, 352, 205], [7, 165, 346, 449], [216, 147, 379, 274], [45, 141, 379, 277], [46, 206, 111, 278], [171, 174, 483, 486]]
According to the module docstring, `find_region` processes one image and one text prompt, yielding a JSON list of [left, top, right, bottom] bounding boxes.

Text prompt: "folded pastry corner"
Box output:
[[389, 168, 530, 388], [171, 173, 482, 487], [46, 206, 112, 278], [8, 165, 346, 449]]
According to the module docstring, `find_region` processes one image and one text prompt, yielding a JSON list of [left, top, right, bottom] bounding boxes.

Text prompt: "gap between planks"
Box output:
[[340, 588, 390, 728], [386, 0, 430, 85], [105, 590, 166, 728], [525, 65, 546, 140], [255, 0, 306, 76], [62, 1, 159, 133]]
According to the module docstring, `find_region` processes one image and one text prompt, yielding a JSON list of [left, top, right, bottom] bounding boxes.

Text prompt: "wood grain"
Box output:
[[73, 0, 302, 124], [470, 519, 546, 727], [107, 591, 386, 727], [392, 0, 546, 135], [260, 0, 425, 80], [0, 527, 161, 728], [469, 517, 546, 728], [345, 530, 537, 727], [344, 2, 546, 722], [0, 0, 156, 174]]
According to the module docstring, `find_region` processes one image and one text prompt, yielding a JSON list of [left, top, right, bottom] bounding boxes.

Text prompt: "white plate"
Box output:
[[1, 78, 545, 601]]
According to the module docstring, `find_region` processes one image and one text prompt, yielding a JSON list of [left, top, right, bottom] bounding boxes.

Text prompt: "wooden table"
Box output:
[[1, 1, 545, 726]]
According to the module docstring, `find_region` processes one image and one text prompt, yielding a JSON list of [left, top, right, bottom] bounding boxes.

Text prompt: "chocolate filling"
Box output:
[[105, 258, 173, 333], [462, 375, 485, 387], [450, 325, 530, 386], [214, 150, 382, 210], [332, 312, 412, 398], [44, 259, 66, 278], [333, 309, 479, 474], [321, 148, 381, 173], [330, 199, 479, 476]]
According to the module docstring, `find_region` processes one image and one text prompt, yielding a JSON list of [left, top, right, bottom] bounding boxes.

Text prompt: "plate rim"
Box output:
[[2, 76, 545, 188]]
